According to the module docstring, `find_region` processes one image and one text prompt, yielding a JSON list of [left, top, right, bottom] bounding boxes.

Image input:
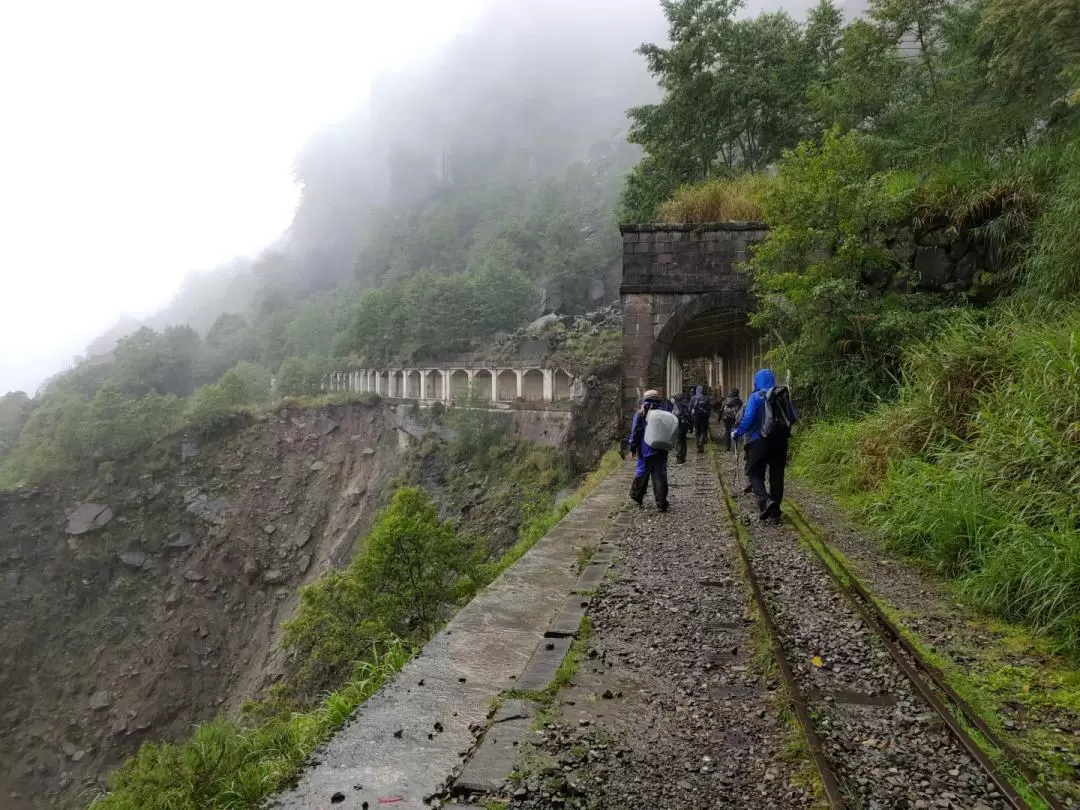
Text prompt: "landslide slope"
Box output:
[[0, 403, 405, 808]]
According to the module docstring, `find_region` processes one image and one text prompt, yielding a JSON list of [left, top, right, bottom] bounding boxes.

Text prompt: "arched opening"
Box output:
[[497, 370, 517, 401], [406, 371, 421, 399], [473, 369, 493, 400], [427, 370, 445, 400], [522, 369, 544, 401], [450, 369, 469, 400], [380, 371, 391, 396], [392, 371, 404, 398], [554, 370, 572, 401], [638, 292, 760, 410]]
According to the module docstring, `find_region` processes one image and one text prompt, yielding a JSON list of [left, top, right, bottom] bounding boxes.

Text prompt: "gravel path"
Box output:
[[730, 475, 1011, 810], [505, 455, 813, 810]]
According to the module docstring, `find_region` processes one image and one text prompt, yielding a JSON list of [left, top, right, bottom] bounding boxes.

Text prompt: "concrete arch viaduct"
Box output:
[[324, 364, 579, 404], [621, 223, 771, 419]]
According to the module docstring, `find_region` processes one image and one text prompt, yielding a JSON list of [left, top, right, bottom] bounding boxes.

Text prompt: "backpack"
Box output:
[[721, 399, 741, 420], [760, 386, 793, 439], [643, 409, 680, 451], [673, 403, 693, 431]]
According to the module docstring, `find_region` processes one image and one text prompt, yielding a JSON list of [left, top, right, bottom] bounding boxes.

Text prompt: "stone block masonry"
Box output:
[[267, 461, 635, 810], [621, 223, 769, 421]]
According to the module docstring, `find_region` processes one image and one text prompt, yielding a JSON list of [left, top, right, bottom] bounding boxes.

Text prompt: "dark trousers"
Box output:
[[746, 437, 789, 516], [694, 413, 710, 451], [722, 418, 736, 450], [631, 453, 669, 508], [674, 432, 687, 464]]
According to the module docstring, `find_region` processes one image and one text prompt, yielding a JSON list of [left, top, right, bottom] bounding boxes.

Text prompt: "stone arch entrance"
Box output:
[[473, 369, 494, 400], [620, 223, 769, 420], [449, 369, 469, 400], [645, 294, 760, 402], [522, 369, 544, 400]]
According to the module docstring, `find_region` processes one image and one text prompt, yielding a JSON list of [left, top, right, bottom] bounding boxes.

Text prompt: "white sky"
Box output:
[[0, 0, 486, 394]]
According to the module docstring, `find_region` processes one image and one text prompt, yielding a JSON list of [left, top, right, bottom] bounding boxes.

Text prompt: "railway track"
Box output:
[[712, 451, 1062, 810]]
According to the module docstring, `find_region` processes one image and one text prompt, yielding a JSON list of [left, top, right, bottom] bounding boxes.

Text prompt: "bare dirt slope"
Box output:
[[0, 403, 407, 808]]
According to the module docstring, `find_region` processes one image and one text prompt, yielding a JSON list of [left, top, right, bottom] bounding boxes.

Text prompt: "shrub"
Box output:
[[218, 362, 272, 406], [184, 384, 240, 438], [656, 174, 772, 223], [282, 486, 479, 698]]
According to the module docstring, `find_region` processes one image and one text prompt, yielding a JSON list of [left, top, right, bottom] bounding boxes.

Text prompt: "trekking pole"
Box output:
[[732, 438, 741, 491]]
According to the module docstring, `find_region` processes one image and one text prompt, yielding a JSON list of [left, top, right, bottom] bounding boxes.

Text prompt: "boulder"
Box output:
[[118, 551, 147, 570], [242, 558, 261, 584], [315, 416, 339, 436], [292, 527, 312, 549], [298, 554, 312, 574], [165, 532, 195, 552], [526, 313, 560, 334], [262, 569, 286, 585], [309, 460, 328, 472], [66, 504, 113, 535], [186, 494, 230, 524], [914, 246, 952, 290], [88, 690, 111, 711]]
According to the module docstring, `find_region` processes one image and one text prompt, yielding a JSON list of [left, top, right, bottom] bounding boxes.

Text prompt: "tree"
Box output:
[[450, 383, 506, 459], [282, 486, 479, 695], [352, 487, 479, 636], [183, 383, 238, 437], [623, 0, 840, 219], [218, 362, 272, 406]]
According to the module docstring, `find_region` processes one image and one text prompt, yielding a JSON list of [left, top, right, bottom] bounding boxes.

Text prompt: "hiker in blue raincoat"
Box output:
[[688, 385, 712, 453], [628, 389, 670, 512], [733, 369, 797, 522]]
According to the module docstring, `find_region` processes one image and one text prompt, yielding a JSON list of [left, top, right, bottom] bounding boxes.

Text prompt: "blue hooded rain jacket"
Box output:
[[733, 369, 797, 444]]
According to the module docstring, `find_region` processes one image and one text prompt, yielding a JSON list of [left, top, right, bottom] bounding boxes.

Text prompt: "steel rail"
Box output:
[[784, 502, 1065, 810], [712, 463, 847, 810], [711, 451, 1041, 810]]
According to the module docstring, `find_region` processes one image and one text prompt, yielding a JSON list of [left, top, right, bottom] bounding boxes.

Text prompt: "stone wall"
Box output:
[[620, 223, 768, 419], [886, 221, 1004, 299]]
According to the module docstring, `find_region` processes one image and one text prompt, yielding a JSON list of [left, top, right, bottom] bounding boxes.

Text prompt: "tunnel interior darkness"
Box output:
[[666, 308, 764, 399]]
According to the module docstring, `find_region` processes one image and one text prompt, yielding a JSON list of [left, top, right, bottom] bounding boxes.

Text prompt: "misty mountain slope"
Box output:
[[0, 0, 667, 488]]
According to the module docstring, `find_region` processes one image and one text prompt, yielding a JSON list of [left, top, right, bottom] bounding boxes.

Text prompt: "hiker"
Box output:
[[732, 369, 797, 522], [720, 388, 743, 451], [628, 389, 674, 512], [671, 393, 692, 464], [689, 385, 712, 453]]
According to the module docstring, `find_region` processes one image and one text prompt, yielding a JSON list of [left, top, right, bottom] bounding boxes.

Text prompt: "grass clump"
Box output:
[[796, 302, 1080, 654], [656, 174, 771, 223], [89, 642, 408, 810]]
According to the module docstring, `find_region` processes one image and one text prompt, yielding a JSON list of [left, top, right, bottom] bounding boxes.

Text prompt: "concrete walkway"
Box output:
[[269, 461, 634, 810]]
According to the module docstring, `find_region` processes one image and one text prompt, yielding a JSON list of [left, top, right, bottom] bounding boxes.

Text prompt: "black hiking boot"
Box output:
[[657, 502, 669, 513]]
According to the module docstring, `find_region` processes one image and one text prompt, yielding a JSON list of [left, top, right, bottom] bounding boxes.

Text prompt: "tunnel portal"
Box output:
[[620, 223, 770, 420]]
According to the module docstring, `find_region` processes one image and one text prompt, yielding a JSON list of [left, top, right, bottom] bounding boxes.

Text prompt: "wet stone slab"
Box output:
[[545, 596, 592, 638], [514, 636, 574, 692], [267, 464, 634, 810], [452, 701, 534, 795]]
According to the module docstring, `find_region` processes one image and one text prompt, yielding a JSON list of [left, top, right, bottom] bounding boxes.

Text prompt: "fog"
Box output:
[[0, 0, 857, 395]]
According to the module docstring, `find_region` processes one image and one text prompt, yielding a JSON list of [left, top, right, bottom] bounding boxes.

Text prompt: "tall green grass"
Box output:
[[89, 641, 409, 810], [797, 304, 1080, 653], [656, 174, 771, 223]]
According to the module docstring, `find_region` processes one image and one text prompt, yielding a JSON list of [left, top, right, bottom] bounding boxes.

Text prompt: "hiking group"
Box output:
[[627, 368, 796, 523]]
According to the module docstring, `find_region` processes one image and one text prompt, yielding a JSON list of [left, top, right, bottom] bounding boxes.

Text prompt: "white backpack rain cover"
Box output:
[[644, 409, 680, 451]]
